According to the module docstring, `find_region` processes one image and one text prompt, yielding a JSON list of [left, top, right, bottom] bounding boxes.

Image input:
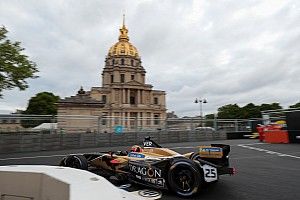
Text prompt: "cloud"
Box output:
[[0, 0, 299, 117]]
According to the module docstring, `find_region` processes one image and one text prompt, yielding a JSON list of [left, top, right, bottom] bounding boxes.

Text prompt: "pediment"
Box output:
[[126, 80, 144, 86]]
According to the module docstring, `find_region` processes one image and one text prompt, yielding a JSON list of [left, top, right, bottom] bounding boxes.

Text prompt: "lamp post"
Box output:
[[194, 98, 207, 127]]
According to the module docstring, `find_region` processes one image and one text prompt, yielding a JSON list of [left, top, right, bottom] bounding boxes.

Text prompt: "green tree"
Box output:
[[240, 103, 261, 119], [0, 26, 38, 97], [259, 103, 282, 111], [217, 104, 242, 119], [289, 102, 300, 109], [205, 113, 215, 127], [22, 92, 59, 128]]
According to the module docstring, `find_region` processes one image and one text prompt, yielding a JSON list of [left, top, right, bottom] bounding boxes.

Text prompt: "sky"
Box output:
[[0, 0, 299, 117]]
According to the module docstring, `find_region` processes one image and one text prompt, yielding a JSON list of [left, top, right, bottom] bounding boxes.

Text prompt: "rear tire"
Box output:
[[61, 155, 88, 170], [167, 160, 202, 197]]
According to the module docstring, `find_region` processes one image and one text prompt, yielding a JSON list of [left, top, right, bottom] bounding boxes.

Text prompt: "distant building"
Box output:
[[0, 113, 22, 132], [167, 111, 178, 118], [58, 18, 166, 133]]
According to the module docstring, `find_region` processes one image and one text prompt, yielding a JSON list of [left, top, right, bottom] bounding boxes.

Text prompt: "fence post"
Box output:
[[51, 115, 55, 134], [135, 117, 138, 132], [164, 118, 168, 131], [97, 115, 102, 134], [214, 114, 217, 131], [235, 119, 238, 132]]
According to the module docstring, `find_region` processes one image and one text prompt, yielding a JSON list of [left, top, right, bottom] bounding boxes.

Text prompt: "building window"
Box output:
[[121, 74, 125, 83], [112, 59, 115, 65], [131, 59, 134, 66], [130, 96, 135, 104], [147, 112, 151, 125], [154, 97, 158, 105], [154, 114, 160, 125], [102, 113, 108, 125], [131, 75, 135, 80], [121, 59, 125, 65], [111, 75, 114, 83], [102, 95, 107, 104]]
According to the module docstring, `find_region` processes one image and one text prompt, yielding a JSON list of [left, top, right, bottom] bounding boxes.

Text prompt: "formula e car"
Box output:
[[59, 137, 235, 197]]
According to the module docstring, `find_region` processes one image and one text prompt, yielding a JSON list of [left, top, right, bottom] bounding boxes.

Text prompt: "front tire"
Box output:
[[60, 155, 88, 170], [167, 160, 202, 197]]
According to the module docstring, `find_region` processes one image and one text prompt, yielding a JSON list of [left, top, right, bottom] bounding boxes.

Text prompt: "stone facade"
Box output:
[[58, 20, 166, 133]]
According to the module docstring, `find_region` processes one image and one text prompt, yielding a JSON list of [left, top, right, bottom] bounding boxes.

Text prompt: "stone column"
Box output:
[[122, 89, 125, 104], [127, 89, 130, 104], [124, 112, 129, 128], [136, 112, 140, 130], [121, 111, 124, 126], [137, 90, 140, 105], [128, 112, 131, 130], [150, 112, 153, 126], [140, 90, 143, 104]]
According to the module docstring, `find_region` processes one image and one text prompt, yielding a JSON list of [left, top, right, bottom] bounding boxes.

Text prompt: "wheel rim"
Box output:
[[171, 165, 196, 193], [68, 156, 82, 169]]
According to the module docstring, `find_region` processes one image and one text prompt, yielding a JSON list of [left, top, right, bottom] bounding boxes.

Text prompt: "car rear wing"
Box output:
[[211, 144, 230, 157], [198, 144, 230, 160]]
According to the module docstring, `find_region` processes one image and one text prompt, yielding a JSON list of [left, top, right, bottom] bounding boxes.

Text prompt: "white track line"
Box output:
[[238, 144, 300, 159]]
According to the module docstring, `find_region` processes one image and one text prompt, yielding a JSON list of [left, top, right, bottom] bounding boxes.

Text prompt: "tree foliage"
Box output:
[[0, 26, 38, 97], [23, 92, 59, 115], [21, 92, 59, 128], [217, 104, 242, 119], [216, 103, 282, 119], [259, 103, 282, 111], [240, 103, 261, 119], [289, 102, 300, 109]]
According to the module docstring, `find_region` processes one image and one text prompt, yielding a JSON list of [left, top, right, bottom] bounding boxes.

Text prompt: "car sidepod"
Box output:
[[128, 159, 169, 190], [128, 157, 207, 198]]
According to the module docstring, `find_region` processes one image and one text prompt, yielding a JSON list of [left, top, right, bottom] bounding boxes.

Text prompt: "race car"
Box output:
[[59, 136, 235, 197]]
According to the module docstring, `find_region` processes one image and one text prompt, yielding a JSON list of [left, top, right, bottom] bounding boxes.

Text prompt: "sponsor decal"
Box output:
[[128, 152, 145, 158], [143, 177, 165, 187], [129, 163, 162, 178], [200, 147, 222, 152], [114, 125, 123, 134], [202, 164, 218, 182], [143, 141, 153, 147], [199, 146, 223, 158], [118, 183, 132, 189], [137, 189, 162, 198]]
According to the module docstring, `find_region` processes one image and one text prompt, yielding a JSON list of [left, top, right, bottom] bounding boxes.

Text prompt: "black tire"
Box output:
[[167, 159, 202, 197], [62, 155, 88, 170]]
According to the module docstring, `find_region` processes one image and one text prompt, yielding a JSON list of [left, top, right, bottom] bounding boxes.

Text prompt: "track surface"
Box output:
[[1, 139, 300, 200]]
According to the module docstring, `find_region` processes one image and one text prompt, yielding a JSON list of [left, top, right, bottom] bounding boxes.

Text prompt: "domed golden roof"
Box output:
[[108, 17, 139, 58]]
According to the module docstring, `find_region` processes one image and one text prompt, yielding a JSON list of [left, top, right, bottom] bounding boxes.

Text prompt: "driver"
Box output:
[[130, 145, 143, 152]]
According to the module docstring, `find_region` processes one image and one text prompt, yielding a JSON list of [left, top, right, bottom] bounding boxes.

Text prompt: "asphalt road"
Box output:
[[1, 139, 300, 200]]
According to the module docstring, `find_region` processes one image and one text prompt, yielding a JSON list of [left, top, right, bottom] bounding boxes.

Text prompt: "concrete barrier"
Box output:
[[0, 130, 227, 154]]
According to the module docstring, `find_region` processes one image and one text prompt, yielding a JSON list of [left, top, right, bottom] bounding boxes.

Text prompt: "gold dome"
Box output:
[[108, 18, 139, 58]]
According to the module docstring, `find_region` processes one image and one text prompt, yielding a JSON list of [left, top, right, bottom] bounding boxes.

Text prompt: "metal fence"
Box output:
[[0, 114, 258, 134]]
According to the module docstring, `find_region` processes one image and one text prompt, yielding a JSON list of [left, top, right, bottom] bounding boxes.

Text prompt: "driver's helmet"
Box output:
[[130, 145, 143, 152]]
